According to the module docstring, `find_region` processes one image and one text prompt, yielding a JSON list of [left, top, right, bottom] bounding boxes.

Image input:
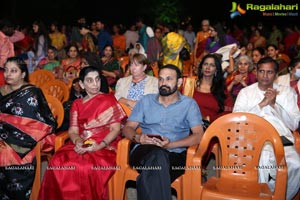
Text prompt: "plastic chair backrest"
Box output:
[[41, 79, 70, 103], [44, 94, 64, 129], [201, 112, 286, 181], [192, 112, 287, 200], [29, 69, 55, 88]]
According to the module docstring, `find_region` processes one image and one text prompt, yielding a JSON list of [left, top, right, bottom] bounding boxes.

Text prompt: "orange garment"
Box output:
[[112, 34, 126, 57]]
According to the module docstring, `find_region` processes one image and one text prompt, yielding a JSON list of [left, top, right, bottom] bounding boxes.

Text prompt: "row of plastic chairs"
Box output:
[[30, 101, 299, 200], [29, 69, 70, 103]]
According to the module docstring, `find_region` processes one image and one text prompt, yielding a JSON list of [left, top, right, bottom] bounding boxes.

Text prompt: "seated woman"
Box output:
[[58, 44, 82, 84], [0, 57, 56, 199], [38, 66, 126, 200], [114, 53, 159, 109], [182, 53, 233, 122], [226, 55, 257, 102], [101, 44, 123, 90], [36, 45, 60, 71]]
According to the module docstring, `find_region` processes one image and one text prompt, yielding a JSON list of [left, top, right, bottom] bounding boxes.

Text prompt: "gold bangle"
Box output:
[[101, 140, 108, 147]]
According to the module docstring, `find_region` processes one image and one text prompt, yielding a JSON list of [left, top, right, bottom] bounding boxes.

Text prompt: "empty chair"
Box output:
[[189, 112, 287, 200]]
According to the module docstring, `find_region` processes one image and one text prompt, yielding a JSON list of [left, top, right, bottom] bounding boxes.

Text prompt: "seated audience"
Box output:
[[38, 66, 126, 199], [0, 57, 56, 199], [114, 53, 158, 109], [122, 64, 204, 199], [233, 57, 300, 200]]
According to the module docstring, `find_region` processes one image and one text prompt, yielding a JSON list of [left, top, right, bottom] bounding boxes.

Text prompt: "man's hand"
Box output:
[[259, 88, 277, 108]]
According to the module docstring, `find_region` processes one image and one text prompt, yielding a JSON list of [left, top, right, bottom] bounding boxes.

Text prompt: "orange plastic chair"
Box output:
[[30, 95, 65, 200], [109, 102, 197, 200], [44, 94, 64, 129], [29, 69, 55, 88], [189, 112, 287, 200], [41, 79, 70, 103]]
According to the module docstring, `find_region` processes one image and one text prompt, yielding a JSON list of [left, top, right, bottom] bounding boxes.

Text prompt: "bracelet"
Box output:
[[73, 138, 80, 145], [101, 140, 108, 147]]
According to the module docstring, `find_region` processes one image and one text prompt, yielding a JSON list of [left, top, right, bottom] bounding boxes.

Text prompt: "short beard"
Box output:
[[159, 85, 177, 96]]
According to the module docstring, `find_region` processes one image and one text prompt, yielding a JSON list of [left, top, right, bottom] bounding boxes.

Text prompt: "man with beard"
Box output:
[[122, 64, 204, 199]]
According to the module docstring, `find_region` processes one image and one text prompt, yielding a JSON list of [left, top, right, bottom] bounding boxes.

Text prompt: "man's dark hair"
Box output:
[[159, 64, 182, 79], [257, 56, 279, 73]]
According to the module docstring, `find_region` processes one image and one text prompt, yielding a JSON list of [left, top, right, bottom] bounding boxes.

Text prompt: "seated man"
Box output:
[[122, 64, 204, 199], [233, 56, 300, 200]]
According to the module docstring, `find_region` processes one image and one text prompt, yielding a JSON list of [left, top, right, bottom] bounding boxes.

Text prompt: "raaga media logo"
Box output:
[[230, 2, 246, 19]]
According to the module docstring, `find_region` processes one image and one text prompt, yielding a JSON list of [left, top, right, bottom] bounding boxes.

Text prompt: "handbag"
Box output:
[[179, 47, 190, 61]]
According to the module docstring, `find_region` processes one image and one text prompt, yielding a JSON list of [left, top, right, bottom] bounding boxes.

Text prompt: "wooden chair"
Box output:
[[189, 112, 288, 200], [41, 79, 70, 103], [30, 95, 64, 200], [109, 103, 196, 200], [29, 69, 55, 88]]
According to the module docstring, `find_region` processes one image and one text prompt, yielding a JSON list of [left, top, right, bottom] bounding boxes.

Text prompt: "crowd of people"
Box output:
[[0, 15, 300, 200]]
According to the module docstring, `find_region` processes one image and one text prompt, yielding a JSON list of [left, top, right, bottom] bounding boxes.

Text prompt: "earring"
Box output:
[[214, 72, 217, 77]]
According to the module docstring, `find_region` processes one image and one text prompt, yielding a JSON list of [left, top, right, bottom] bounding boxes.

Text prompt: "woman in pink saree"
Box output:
[[38, 66, 126, 200]]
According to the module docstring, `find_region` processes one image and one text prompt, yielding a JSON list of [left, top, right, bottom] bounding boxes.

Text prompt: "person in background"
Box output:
[[226, 55, 257, 102], [38, 66, 126, 200], [58, 44, 81, 84], [135, 17, 154, 52], [0, 19, 16, 67], [194, 19, 210, 67], [183, 23, 195, 52], [122, 64, 204, 200], [0, 57, 56, 199], [95, 19, 113, 56], [115, 53, 158, 109], [276, 57, 300, 109], [78, 23, 97, 53], [251, 46, 266, 74], [27, 20, 50, 73], [146, 27, 163, 66], [49, 21, 68, 60], [36, 45, 60, 71], [233, 57, 300, 200], [101, 44, 123, 90]]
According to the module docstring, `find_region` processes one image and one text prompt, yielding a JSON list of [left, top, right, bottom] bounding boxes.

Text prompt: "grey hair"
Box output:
[[234, 55, 254, 72]]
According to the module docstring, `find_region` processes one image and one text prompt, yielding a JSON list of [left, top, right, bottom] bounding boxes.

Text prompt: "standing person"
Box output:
[[161, 24, 188, 72], [27, 20, 50, 73], [95, 19, 113, 56], [49, 21, 68, 60], [135, 17, 154, 52], [146, 27, 163, 66], [122, 64, 204, 200], [194, 19, 210, 67], [0, 57, 56, 199], [38, 66, 126, 200], [115, 53, 158, 109], [233, 57, 300, 200], [0, 19, 15, 67], [183, 23, 195, 52]]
